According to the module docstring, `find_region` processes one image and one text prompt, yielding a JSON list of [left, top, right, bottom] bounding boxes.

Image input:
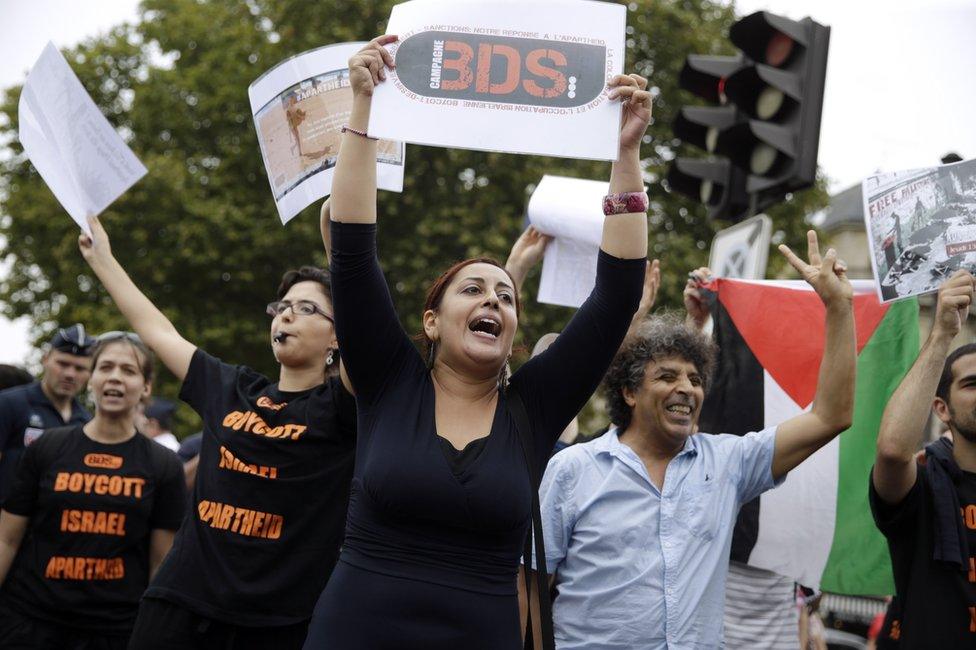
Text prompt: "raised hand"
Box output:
[[78, 215, 113, 266], [933, 270, 975, 339], [635, 258, 661, 320], [683, 266, 713, 330], [608, 73, 652, 153], [348, 35, 398, 99], [778, 230, 852, 305], [505, 227, 552, 292]]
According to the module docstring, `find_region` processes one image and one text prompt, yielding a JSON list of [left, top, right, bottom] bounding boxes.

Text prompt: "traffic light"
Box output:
[[666, 158, 749, 221], [717, 12, 830, 195], [668, 11, 830, 220], [667, 55, 751, 220]]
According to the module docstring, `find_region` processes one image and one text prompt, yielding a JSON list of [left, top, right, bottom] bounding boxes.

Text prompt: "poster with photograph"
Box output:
[[862, 157, 976, 302], [368, 0, 626, 160], [18, 42, 147, 235], [249, 43, 405, 224]]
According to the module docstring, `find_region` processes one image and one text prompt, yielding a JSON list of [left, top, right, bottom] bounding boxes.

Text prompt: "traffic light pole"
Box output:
[[747, 192, 759, 218]]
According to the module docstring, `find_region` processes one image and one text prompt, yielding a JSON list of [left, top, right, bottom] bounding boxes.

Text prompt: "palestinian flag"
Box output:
[[698, 278, 918, 595]]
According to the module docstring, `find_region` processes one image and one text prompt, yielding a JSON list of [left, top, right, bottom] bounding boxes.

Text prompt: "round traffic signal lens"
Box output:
[[705, 127, 720, 153], [700, 179, 714, 204], [751, 143, 778, 175], [766, 32, 795, 67], [756, 86, 785, 120]]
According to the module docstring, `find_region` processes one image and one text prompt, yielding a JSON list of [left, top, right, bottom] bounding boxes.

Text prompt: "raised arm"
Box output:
[[79, 215, 195, 381], [330, 35, 397, 226], [505, 227, 551, 293], [683, 266, 713, 331], [602, 74, 650, 261], [771, 231, 855, 480], [873, 271, 973, 504], [623, 258, 660, 341]]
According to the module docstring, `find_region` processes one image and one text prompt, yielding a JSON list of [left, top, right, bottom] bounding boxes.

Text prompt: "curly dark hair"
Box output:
[[604, 313, 717, 430]]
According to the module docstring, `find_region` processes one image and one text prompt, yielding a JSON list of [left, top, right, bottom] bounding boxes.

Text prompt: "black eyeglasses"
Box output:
[[266, 300, 334, 322]]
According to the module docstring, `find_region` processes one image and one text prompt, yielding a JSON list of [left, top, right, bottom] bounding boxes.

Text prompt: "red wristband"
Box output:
[[603, 191, 649, 216], [341, 125, 378, 140]]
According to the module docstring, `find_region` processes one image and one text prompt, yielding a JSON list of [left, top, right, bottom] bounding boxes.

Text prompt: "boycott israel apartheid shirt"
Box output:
[[0, 425, 185, 632], [145, 349, 356, 625]]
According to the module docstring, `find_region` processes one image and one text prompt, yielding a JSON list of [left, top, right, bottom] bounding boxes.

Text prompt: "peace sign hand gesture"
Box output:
[[778, 230, 853, 306]]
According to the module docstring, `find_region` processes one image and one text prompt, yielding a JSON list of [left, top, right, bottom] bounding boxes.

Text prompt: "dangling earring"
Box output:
[[326, 349, 335, 366], [497, 359, 511, 392], [426, 341, 438, 370]]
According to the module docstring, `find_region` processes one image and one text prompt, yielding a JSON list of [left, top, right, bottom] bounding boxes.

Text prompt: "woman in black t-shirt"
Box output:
[[76, 218, 358, 649], [0, 335, 186, 649], [303, 37, 650, 649]]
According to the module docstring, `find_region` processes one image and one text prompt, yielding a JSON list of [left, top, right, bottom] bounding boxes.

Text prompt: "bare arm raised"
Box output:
[[79, 215, 195, 381], [873, 270, 974, 504], [330, 35, 397, 225], [771, 231, 856, 480]]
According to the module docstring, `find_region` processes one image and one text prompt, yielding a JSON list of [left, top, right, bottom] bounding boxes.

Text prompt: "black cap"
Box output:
[[145, 398, 177, 429], [48, 324, 95, 356]]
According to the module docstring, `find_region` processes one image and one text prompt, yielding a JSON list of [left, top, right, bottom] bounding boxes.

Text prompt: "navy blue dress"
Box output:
[[303, 221, 643, 649]]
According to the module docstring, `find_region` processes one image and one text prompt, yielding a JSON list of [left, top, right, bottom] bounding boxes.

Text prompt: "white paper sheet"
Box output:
[[861, 157, 976, 302], [369, 0, 625, 160], [248, 43, 405, 224], [527, 175, 609, 307], [18, 43, 147, 235]]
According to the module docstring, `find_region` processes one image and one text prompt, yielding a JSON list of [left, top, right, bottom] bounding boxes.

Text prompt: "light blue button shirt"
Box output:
[[539, 425, 782, 649]]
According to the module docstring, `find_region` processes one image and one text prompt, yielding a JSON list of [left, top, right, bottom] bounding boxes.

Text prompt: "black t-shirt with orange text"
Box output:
[[0, 425, 186, 633], [145, 349, 356, 626], [870, 464, 976, 648]]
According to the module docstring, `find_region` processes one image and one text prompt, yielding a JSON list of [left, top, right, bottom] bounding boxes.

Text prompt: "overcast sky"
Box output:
[[0, 0, 973, 364]]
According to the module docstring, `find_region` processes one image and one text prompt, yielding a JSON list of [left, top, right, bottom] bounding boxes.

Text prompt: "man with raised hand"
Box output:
[[871, 269, 976, 648], [531, 232, 855, 648]]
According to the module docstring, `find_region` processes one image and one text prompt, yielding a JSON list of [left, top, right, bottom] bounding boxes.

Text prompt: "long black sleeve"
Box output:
[[329, 221, 419, 406], [510, 251, 644, 468]]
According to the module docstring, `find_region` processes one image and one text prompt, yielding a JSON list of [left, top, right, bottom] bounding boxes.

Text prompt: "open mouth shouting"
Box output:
[[468, 315, 502, 341]]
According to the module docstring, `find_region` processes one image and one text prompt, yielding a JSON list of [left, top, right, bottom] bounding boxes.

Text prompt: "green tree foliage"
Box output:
[[0, 0, 827, 434]]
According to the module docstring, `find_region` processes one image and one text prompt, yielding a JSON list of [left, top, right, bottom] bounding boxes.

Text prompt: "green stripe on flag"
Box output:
[[820, 297, 919, 595]]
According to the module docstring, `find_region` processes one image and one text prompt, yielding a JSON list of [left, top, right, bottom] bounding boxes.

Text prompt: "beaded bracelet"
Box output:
[[340, 125, 378, 140], [602, 191, 649, 216]]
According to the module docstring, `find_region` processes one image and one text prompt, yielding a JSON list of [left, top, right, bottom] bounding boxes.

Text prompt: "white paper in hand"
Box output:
[[527, 175, 609, 308], [18, 43, 147, 235]]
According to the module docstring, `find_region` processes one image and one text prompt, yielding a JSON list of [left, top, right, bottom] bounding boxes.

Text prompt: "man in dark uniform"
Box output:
[[0, 324, 94, 502]]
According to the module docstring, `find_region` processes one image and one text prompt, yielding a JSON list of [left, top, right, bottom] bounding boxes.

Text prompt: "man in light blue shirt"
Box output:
[[532, 234, 857, 649]]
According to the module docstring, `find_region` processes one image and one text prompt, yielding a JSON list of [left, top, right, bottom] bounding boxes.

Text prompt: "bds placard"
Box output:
[[369, 0, 626, 161]]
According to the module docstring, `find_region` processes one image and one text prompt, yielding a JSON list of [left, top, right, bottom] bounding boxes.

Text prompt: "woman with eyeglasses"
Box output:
[[303, 36, 650, 649], [0, 334, 186, 649], [76, 219, 357, 649]]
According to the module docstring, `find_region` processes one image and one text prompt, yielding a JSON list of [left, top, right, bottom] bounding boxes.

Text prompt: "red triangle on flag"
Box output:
[[710, 279, 890, 409]]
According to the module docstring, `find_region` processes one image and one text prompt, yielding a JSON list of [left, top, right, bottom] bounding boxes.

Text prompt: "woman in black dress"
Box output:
[[304, 36, 651, 649]]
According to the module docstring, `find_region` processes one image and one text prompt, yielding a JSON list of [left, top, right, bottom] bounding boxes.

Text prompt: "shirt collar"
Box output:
[[595, 425, 698, 460], [26, 381, 87, 418]]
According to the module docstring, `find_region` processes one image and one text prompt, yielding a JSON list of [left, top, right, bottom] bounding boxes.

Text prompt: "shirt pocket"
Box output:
[[674, 481, 720, 541]]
